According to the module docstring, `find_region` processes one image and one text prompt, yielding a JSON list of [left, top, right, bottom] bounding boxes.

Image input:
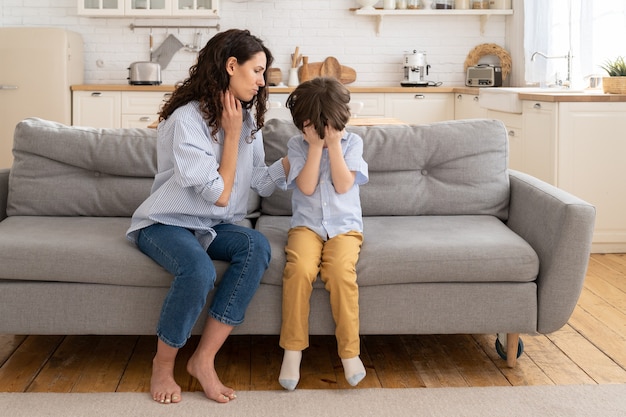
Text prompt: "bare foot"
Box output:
[[151, 356, 182, 404], [187, 353, 236, 403]]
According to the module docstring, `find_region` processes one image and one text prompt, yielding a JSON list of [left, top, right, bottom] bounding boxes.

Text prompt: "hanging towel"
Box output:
[[151, 34, 184, 69]]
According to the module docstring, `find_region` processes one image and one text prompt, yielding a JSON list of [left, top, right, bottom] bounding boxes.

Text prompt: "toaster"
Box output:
[[127, 62, 162, 85], [465, 64, 502, 87]]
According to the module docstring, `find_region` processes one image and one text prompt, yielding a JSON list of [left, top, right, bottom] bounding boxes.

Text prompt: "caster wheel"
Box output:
[[495, 336, 524, 360]]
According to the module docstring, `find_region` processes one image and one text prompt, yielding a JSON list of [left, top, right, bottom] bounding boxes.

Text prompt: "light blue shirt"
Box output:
[[127, 101, 286, 249], [286, 131, 369, 240]]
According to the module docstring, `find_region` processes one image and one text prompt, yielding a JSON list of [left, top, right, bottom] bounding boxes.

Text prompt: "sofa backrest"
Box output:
[[7, 118, 157, 217], [261, 118, 510, 220]]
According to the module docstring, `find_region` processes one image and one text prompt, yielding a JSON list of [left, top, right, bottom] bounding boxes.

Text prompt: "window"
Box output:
[[523, 0, 626, 88]]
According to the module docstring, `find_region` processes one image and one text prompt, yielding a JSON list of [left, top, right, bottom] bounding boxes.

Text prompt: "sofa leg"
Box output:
[[506, 333, 519, 368]]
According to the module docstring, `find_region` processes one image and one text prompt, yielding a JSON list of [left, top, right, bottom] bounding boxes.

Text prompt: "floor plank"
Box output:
[[0, 335, 63, 392]]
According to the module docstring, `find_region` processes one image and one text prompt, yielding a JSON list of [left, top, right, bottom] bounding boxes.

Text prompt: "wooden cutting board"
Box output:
[[298, 57, 356, 84]]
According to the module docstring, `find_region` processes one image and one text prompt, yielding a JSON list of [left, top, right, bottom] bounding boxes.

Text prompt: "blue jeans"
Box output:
[[136, 223, 271, 348]]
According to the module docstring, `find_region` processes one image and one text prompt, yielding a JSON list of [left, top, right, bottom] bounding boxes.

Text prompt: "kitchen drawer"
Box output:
[[350, 93, 385, 117], [121, 91, 170, 114], [72, 91, 121, 128], [385, 93, 454, 124], [121, 114, 160, 129], [486, 109, 522, 128]]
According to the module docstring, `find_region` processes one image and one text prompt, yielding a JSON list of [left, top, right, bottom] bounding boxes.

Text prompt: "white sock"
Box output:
[[279, 350, 302, 391], [342, 356, 366, 386]]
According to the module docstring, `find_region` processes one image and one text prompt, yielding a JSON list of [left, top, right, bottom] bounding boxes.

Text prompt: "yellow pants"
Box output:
[[279, 226, 363, 359]]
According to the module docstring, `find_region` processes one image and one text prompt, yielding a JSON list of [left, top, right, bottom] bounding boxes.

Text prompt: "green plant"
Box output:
[[600, 56, 626, 76]]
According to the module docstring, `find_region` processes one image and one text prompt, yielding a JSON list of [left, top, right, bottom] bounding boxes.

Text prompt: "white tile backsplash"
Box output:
[[1, 0, 506, 86]]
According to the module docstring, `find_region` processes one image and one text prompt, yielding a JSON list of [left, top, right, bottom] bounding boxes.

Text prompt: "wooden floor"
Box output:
[[1, 253, 625, 393]]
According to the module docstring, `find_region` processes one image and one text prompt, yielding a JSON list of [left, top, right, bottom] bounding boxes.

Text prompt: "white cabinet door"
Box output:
[[78, 0, 219, 16], [486, 110, 523, 172], [72, 91, 121, 128], [521, 101, 557, 185], [266, 93, 291, 121], [558, 102, 626, 252], [125, 0, 172, 16], [385, 93, 454, 125], [349, 93, 385, 118], [454, 93, 488, 120], [172, 0, 219, 17], [78, 0, 124, 16], [121, 91, 169, 128]]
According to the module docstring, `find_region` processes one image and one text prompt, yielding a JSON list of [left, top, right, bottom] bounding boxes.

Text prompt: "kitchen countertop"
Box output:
[[71, 84, 626, 102]]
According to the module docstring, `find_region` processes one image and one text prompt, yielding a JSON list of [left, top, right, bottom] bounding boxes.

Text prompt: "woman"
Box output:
[[126, 29, 288, 405]]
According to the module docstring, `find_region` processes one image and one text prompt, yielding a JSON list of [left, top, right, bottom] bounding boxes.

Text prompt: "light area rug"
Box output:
[[2, 385, 626, 417]]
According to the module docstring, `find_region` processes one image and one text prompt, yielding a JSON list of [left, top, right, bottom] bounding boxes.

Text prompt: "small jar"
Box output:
[[384, 0, 397, 9], [435, 0, 453, 8], [472, 0, 489, 9], [407, 0, 422, 9], [396, 0, 408, 9]]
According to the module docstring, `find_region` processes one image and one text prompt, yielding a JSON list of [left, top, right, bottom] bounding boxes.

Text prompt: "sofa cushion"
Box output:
[[7, 118, 157, 217], [0, 215, 254, 287], [261, 118, 510, 220], [256, 214, 539, 287]]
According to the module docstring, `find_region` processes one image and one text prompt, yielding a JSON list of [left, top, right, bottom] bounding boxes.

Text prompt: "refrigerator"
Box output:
[[0, 27, 84, 169]]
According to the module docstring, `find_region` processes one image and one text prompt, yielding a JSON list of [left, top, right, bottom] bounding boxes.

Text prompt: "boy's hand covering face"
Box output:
[[302, 123, 325, 148]]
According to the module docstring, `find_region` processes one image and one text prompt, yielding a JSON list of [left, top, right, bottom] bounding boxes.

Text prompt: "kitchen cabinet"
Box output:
[[266, 92, 386, 121], [386, 92, 454, 125], [73, 91, 121, 128], [121, 91, 169, 128], [557, 102, 626, 253], [349, 93, 386, 118], [486, 109, 523, 172], [454, 93, 488, 120], [77, 0, 219, 17], [521, 100, 557, 185], [72, 90, 169, 128]]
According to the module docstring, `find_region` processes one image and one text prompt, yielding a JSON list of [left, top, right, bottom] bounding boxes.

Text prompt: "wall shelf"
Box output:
[[352, 8, 513, 35]]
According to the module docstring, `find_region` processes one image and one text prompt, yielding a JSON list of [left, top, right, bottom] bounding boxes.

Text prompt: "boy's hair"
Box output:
[[286, 77, 351, 139]]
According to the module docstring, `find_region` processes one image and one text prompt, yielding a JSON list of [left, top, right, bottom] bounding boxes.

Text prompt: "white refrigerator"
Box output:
[[0, 27, 84, 169]]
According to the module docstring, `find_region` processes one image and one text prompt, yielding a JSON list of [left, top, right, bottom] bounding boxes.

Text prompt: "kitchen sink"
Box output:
[[478, 87, 591, 114]]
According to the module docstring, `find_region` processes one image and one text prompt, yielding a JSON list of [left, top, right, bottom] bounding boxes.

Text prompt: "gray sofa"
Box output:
[[0, 117, 595, 367]]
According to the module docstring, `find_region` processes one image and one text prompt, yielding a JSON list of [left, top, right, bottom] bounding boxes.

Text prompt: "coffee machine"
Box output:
[[402, 50, 431, 86]]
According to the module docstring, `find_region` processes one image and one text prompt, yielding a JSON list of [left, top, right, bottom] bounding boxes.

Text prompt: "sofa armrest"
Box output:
[[506, 170, 596, 334], [0, 169, 8, 221]]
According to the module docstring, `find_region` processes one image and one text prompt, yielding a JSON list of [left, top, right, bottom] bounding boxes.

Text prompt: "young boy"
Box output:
[[278, 77, 369, 390]]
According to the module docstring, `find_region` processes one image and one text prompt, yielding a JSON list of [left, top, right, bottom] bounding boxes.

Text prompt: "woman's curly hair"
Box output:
[[159, 29, 274, 137]]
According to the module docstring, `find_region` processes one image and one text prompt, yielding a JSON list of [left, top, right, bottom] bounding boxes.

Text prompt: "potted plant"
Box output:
[[600, 56, 626, 94]]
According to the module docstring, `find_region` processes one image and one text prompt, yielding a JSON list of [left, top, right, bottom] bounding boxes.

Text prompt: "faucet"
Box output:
[[531, 50, 574, 87]]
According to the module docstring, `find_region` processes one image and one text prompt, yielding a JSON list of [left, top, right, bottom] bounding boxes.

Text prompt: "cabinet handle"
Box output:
[[508, 130, 515, 137], [473, 96, 479, 102], [90, 92, 102, 97], [0, 85, 18, 90], [414, 94, 425, 100], [457, 94, 462, 100], [533, 103, 542, 109], [139, 116, 152, 122]]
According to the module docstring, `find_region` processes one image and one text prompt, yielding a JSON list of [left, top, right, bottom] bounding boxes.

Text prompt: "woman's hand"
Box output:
[[215, 90, 242, 207], [221, 90, 243, 142]]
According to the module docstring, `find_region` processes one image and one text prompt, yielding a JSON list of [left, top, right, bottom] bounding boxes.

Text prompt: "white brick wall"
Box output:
[[1, 0, 506, 86]]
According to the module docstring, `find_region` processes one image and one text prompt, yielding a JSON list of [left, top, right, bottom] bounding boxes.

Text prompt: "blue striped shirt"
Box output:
[[286, 131, 368, 240], [127, 101, 286, 249]]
